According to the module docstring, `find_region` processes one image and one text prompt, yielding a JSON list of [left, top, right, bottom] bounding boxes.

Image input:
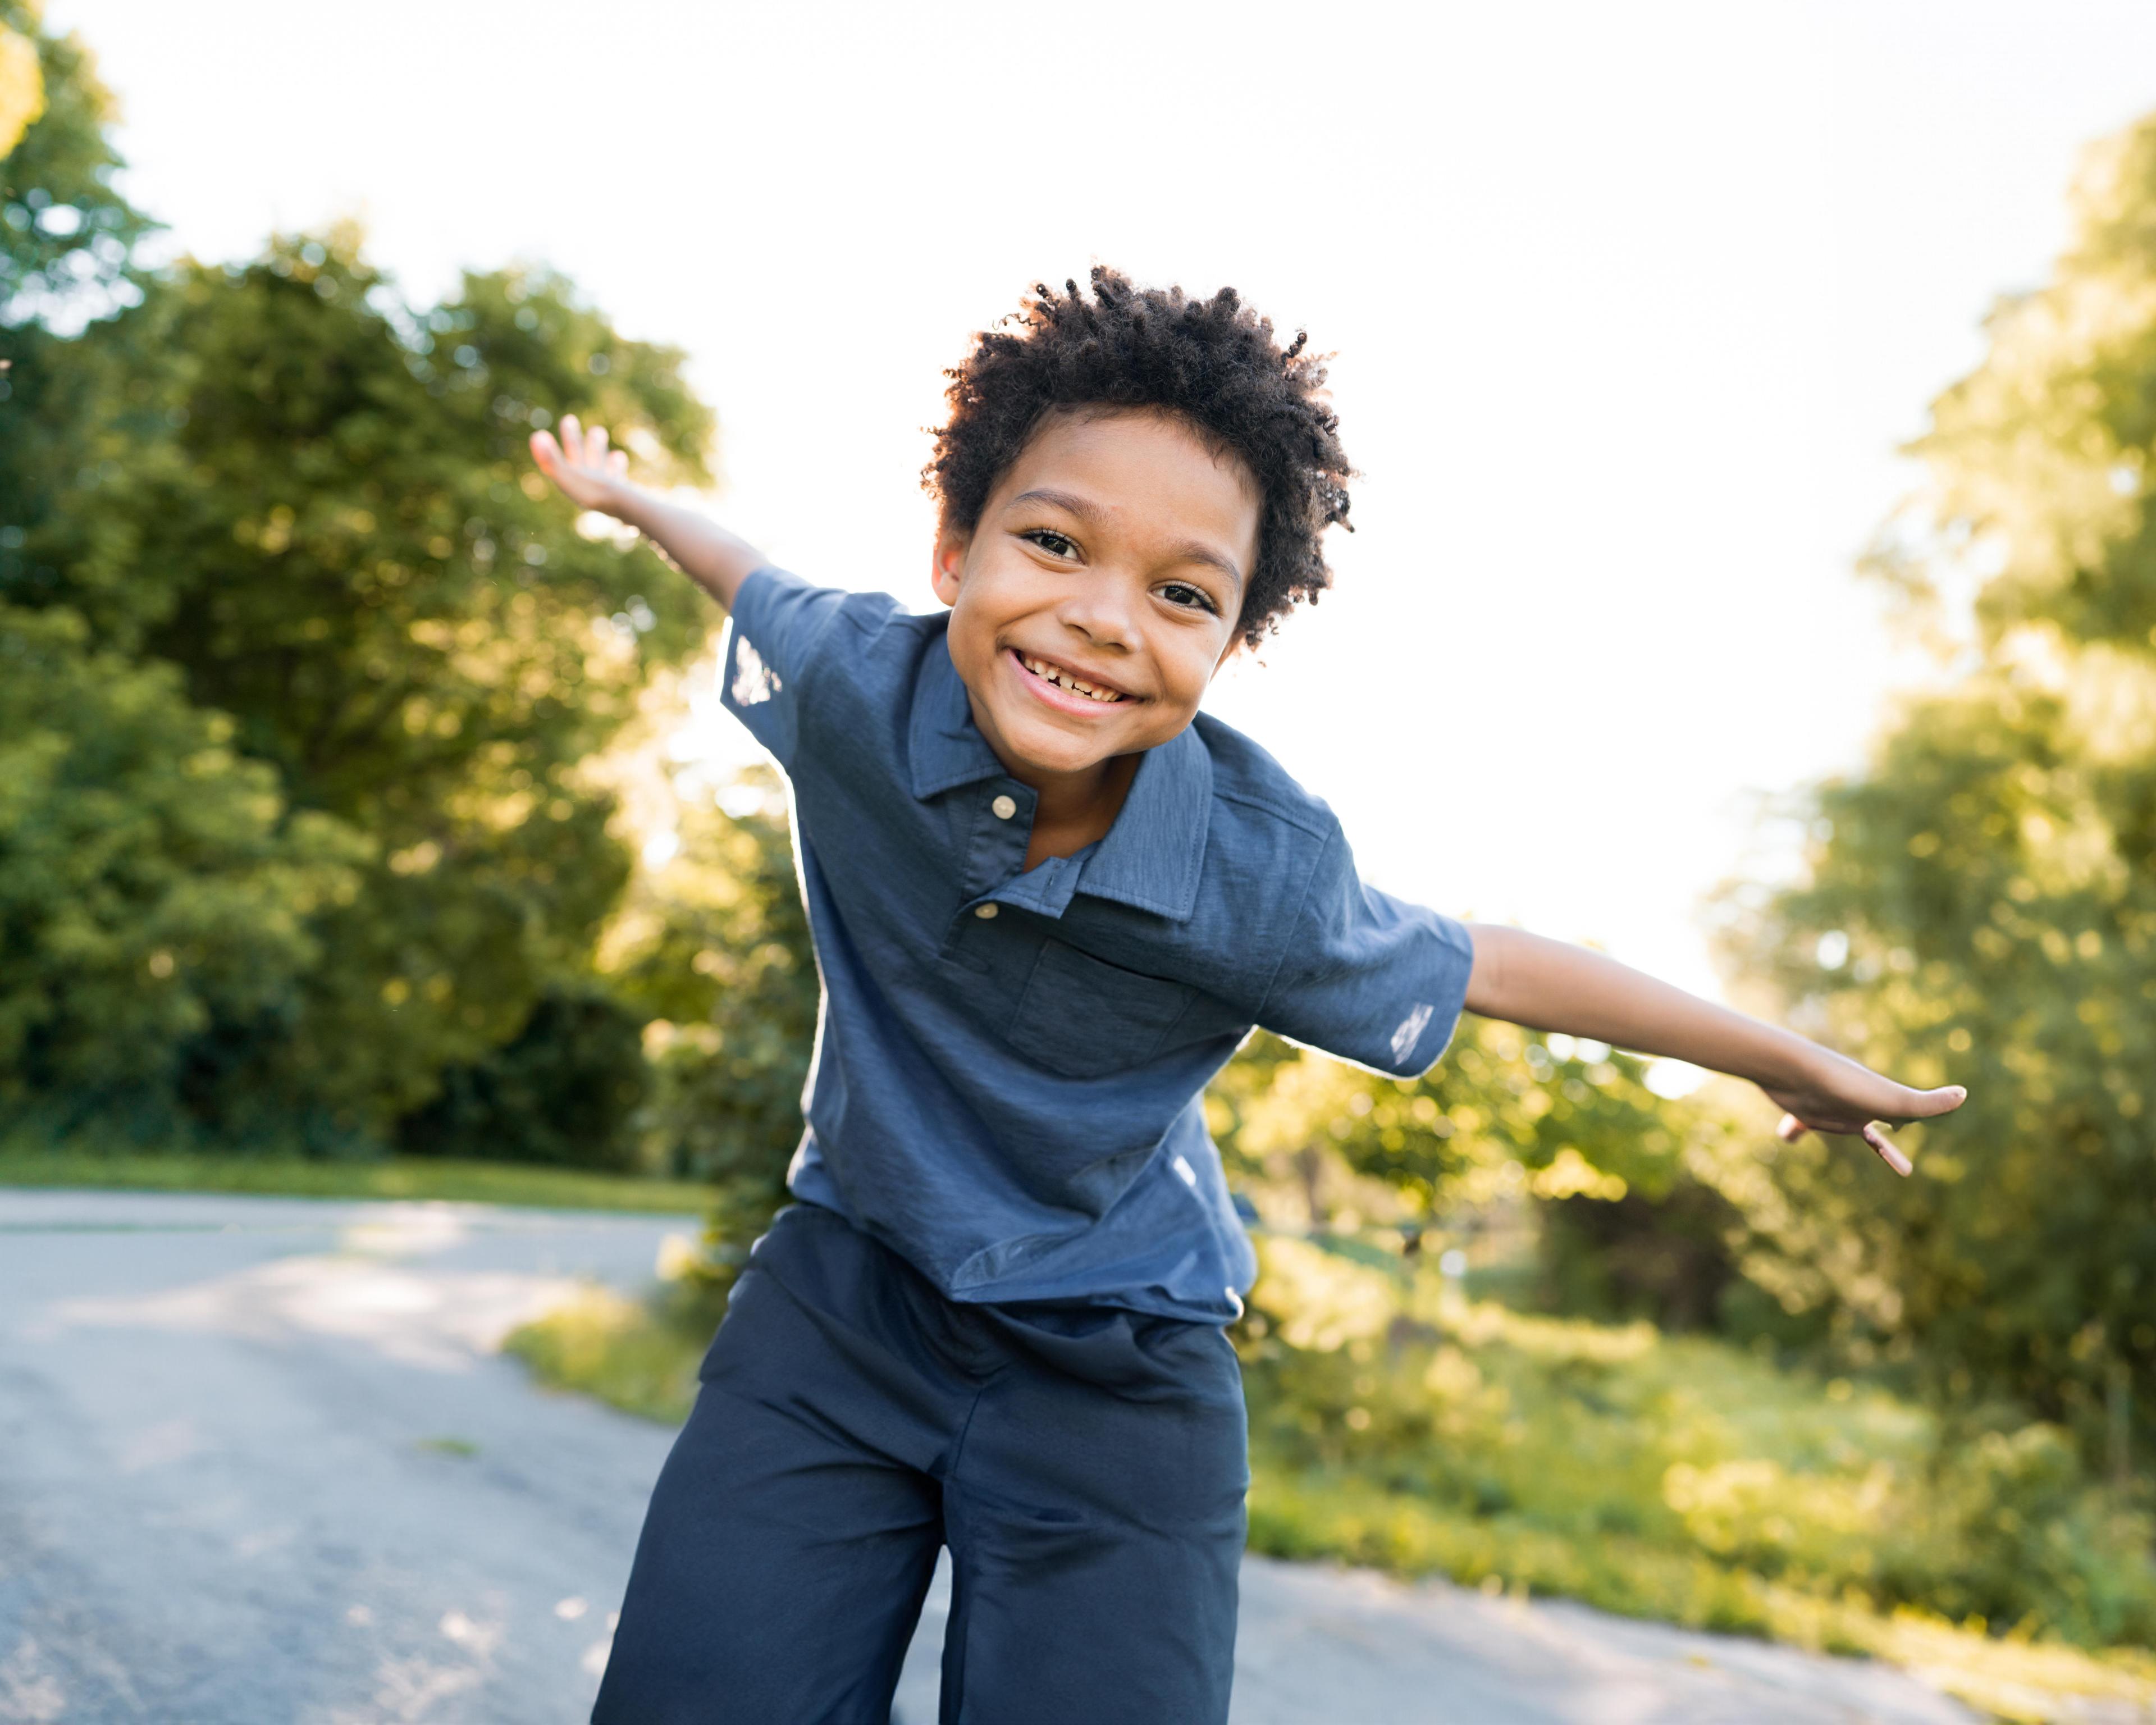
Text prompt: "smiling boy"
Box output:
[[533, 270, 1963, 1725]]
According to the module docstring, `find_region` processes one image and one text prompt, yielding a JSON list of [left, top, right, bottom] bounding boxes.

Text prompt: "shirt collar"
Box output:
[[907, 629, 1213, 923], [907, 627, 1009, 799], [1076, 723, 1211, 921]]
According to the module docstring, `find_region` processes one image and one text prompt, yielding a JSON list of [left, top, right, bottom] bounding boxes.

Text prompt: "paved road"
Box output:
[[0, 1189, 1979, 1724]]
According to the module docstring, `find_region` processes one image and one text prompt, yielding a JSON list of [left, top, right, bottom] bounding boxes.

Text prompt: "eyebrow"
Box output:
[[1006, 487, 1246, 590]]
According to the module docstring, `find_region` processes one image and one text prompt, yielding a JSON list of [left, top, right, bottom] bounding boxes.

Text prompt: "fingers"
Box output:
[[1866, 1084, 1967, 1126], [529, 428, 561, 476], [1779, 1108, 1915, 1176], [1863, 1123, 1913, 1177], [547, 414, 622, 481], [1907, 1084, 1968, 1119]]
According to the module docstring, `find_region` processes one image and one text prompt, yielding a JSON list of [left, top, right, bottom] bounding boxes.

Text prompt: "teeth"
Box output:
[[1021, 654, 1121, 702]]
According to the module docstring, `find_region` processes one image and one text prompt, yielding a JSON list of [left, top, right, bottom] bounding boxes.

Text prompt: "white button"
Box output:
[[974, 903, 999, 920], [991, 795, 1017, 821]]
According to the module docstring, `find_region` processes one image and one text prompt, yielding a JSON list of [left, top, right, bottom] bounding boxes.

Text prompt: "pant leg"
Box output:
[[593, 1214, 960, 1725], [936, 1311, 1248, 1725]]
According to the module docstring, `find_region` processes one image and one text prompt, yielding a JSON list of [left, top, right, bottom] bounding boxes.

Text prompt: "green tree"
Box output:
[[398, 980, 651, 1170], [0, 2, 355, 1140], [0, 606, 358, 1138], [0, 2, 153, 592], [2, 0, 156, 570], [1729, 115, 2156, 1452], [9, 226, 717, 1144], [1, 7, 721, 1149], [2, 2, 782, 1164]]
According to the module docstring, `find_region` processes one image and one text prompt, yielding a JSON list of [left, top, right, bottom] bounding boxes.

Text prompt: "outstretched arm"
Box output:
[[1462, 923, 1964, 1175], [529, 416, 766, 613]]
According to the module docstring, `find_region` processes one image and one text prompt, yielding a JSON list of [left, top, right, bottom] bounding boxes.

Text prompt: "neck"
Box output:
[[1024, 750, 1139, 839]]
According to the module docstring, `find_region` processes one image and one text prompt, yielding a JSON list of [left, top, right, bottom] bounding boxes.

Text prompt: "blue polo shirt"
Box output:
[[719, 568, 1476, 1324]]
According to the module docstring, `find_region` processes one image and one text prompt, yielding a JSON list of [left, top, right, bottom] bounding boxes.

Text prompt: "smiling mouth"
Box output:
[[1012, 650, 1131, 705]]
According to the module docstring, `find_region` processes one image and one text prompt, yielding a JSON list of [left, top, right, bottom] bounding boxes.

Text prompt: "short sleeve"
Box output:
[[1258, 825, 1476, 1078], [718, 567, 852, 770]]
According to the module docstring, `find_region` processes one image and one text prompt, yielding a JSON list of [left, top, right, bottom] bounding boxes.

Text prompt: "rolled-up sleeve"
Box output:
[[718, 568, 852, 770], [1257, 825, 1476, 1078]]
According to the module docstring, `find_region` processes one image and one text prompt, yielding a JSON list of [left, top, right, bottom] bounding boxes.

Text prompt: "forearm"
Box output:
[[604, 485, 767, 612], [1462, 923, 1815, 1090]]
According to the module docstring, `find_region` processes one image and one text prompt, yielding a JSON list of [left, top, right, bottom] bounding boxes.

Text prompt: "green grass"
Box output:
[[1245, 1462, 2156, 1722], [505, 1233, 2156, 1723], [0, 1146, 714, 1214], [504, 1282, 711, 1423]]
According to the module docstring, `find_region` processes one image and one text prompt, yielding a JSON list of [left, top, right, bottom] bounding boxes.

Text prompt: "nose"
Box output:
[[1055, 565, 1141, 652]]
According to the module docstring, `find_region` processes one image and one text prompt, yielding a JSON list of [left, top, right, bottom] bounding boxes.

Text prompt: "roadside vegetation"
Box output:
[[508, 1234, 2156, 1723], [1236, 1235, 2156, 1722], [0, 1146, 711, 1213]]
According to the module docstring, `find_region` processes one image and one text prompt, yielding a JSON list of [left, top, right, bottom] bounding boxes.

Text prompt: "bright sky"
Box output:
[[49, 0, 2156, 999]]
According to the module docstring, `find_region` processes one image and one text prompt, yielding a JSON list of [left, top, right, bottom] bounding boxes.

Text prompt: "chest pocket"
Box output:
[[1004, 939, 1196, 1079]]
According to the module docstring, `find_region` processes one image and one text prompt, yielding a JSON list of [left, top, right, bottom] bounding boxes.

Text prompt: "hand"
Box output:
[[529, 414, 631, 513], [1760, 1048, 1967, 1177]]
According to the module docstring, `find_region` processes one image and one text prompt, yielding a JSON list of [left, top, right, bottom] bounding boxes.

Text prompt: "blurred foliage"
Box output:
[[0, 604, 359, 1137], [1537, 1184, 1745, 1335], [1723, 113, 2156, 1455], [605, 769, 818, 1225], [0, 8, 729, 1148], [0, 2, 150, 335], [0, 1144, 713, 1213], [0, 4, 345, 1145], [1213, 1022, 1715, 1213], [504, 1224, 742, 1426], [12, 233, 714, 1142], [0, 17, 42, 160], [398, 982, 651, 1170], [1241, 1238, 2156, 1646], [1236, 1237, 2156, 1678], [504, 1283, 707, 1427], [1210, 1022, 1755, 1334]]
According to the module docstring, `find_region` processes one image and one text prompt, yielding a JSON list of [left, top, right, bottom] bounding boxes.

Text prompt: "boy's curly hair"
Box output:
[[924, 267, 1353, 647]]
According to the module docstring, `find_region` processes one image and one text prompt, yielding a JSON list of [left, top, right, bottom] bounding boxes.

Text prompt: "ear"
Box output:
[[930, 523, 969, 609], [1212, 629, 1245, 674]]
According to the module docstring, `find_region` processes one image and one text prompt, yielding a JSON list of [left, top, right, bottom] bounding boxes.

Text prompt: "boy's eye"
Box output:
[[1158, 581, 1218, 614], [1021, 529, 1079, 560]]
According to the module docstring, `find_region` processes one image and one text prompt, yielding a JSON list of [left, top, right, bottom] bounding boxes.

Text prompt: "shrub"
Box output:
[[398, 983, 650, 1170], [1235, 1235, 2156, 1651]]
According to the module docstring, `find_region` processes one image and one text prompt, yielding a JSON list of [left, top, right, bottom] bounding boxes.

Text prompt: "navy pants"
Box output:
[[591, 1204, 1249, 1725]]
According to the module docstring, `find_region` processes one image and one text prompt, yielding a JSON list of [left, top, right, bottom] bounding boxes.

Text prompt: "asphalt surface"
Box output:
[[0, 1188, 1980, 1724]]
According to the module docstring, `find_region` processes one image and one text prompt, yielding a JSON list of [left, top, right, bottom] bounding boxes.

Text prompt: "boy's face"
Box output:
[[931, 409, 1257, 786]]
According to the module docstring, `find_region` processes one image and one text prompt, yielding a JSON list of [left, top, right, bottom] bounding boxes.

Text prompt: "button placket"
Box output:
[[975, 781, 1035, 903], [945, 780, 1038, 956], [956, 782, 1027, 897]]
